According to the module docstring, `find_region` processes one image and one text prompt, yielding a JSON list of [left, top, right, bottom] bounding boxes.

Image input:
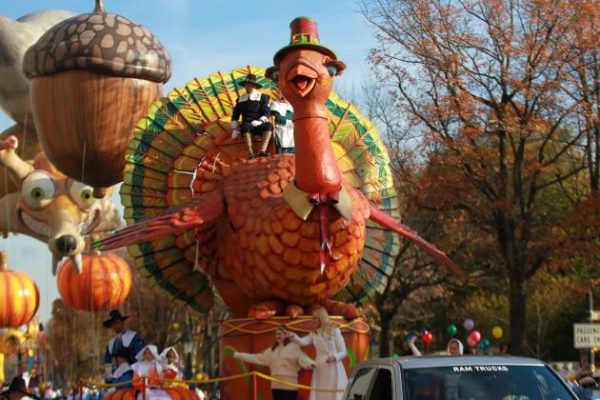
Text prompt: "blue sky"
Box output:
[[0, 0, 377, 321]]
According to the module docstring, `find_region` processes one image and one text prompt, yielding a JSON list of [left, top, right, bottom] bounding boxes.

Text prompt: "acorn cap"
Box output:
[[273, 17, 338, 65], [23, 0, 171, 83]]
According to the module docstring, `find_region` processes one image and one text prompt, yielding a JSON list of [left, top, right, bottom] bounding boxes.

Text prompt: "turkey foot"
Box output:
[[285, 304, 304, 318], [248, 301, 306, 319], [248, 300, 285, 319], [320, 299, 360, 319]]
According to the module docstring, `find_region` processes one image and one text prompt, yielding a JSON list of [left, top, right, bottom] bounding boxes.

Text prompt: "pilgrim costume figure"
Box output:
[[0, 377, 34, 400], [131, 345, 170, 400], [230, 74, 274, 159], [270, 96, 294, 154], [104, 350, 133, 392], [103, 310, 145, 370], [159, 347, 184, 386]]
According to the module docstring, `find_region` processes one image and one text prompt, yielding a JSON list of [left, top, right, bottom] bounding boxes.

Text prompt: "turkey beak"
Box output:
[[287, 62, 318, 97]]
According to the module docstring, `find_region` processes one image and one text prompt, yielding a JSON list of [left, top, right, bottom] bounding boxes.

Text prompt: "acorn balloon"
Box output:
[[0, 252, 39, 327], [23, 0, 171, 196]]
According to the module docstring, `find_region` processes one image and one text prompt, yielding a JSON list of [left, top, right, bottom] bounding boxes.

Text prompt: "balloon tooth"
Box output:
[[72, 253, 83, 274], [52, 254, 62, 276]]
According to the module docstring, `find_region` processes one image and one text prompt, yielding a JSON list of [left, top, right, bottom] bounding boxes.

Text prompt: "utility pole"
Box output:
[[590, 290, 595, 371]]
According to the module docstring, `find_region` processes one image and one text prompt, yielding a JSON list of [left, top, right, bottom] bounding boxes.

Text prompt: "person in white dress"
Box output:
[[234, 326, 316, 400], [289, 307, 348, 400], [269, 96, 294, 154], [130, 345, 171, 400]]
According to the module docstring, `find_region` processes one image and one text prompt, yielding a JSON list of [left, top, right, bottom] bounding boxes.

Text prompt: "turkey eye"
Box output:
[[266, 66, 280, 81], [21, 171, 56, 209], [326, 64, 338, 77]]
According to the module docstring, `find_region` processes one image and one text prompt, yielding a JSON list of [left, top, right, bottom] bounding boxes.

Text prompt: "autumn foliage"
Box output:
[[362, 0, 599, 354]]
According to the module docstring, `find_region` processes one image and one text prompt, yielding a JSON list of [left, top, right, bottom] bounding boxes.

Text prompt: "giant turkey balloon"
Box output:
[[23, 0, 171, 196]]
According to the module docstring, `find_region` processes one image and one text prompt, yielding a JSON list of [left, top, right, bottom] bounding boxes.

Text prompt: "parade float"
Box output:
[[0, 1, 461, 397], [94, 16, 461, 400]]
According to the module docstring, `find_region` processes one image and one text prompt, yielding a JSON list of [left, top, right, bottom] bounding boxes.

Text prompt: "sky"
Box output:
[[0, 0, 378, 322]]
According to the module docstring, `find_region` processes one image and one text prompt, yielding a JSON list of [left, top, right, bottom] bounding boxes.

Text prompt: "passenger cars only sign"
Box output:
[[574, 323, 600, 348]]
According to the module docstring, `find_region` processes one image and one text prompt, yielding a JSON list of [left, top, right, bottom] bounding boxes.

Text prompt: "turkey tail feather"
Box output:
[[369, 204, 464, 276]]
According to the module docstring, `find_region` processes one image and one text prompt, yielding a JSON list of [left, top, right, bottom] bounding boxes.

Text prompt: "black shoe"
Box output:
[[247, 152, 256, 160], [258, 151, 268, 157]]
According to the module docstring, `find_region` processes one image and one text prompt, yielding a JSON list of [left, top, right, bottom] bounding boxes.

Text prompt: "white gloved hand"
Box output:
[[231, 129, 240, 139], [104, 364, 112, 375], [250, 120, 262, 127], [230, 120, 239, 129]]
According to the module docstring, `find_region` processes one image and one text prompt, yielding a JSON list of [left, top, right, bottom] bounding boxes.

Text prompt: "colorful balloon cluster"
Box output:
[[409, 321, 504, 351], [444, 320, 505, 350]]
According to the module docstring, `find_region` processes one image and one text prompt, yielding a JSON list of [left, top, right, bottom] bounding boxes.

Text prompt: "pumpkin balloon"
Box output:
[[57, 252, 132, 312], [23, 0, 171, 195], [0, 252, 40, 327]]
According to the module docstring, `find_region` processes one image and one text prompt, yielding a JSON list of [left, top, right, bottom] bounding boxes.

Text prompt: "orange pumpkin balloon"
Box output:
[[0, 252, 40, 328], [57, 252, 132, 312]]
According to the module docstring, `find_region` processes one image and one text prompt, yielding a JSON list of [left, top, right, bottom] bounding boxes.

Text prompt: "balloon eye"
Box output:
[[21, 171, 56, 209], [69, 181, 95, 208], [326, 64, 338, 77], [81, 189, 93, 201], [271, 70, 280, 80], [31, 188, 45, 200]]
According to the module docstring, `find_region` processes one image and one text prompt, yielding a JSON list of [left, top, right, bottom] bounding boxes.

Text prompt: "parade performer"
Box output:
[[234, 326, 315, 400], [269, 96, 294, 154], [103, 310, 145, 369], [0, 377, 34, 400], [289, 308, 347, 400], [230, 73, 273, 159], [131, 345, 170, 400], [104, 351, 133, 392], [159, 347, 183, 382], [408, 336, 463, 356]]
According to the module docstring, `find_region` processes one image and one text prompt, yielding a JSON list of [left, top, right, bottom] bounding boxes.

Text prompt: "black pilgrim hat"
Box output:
[[239, 73, 263, 88], [3, 377, 28, 395], [103, 309, 129, 328]]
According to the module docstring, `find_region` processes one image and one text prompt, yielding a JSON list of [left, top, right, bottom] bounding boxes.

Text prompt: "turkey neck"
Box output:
[[293, 107, 342, 194]]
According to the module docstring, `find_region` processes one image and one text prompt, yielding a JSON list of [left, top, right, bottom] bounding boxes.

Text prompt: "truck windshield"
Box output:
[[402, 365, 575, 400]]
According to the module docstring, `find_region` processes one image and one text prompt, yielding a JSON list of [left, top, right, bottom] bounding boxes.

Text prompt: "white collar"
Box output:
[[112, 363, 131, 378], [239, 90, 262, 102]]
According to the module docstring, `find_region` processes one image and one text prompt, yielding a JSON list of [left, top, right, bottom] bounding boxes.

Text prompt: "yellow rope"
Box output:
[[81, 371, 344, 393]]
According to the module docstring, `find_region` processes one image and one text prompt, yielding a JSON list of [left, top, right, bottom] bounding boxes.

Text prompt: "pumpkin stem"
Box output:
[[0, 251, 7, 272], [94, 0, 106, 13], [90, 248, 102, 257]]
